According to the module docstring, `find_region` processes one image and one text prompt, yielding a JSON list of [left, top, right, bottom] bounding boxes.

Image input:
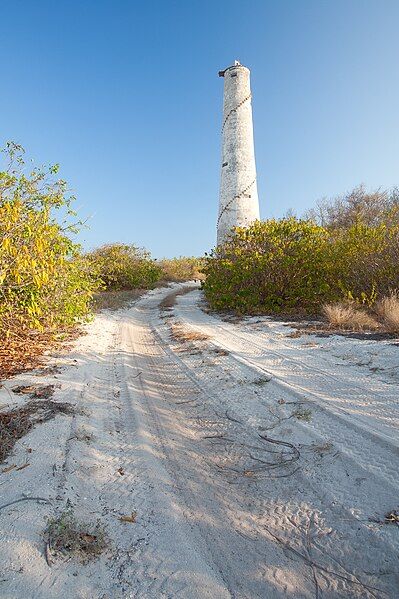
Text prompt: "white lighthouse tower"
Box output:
[[217, 60, 260, 245]]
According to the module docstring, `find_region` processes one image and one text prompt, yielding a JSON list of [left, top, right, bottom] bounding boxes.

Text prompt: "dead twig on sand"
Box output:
[[0, 496, 51, 513], [258, 432, 301, 461], [225, 410, 242, 424], [261, 524, 383, 598], [306, 515, 320, 599], [44, 541, 52, 567], [175, 399, 197, 405]]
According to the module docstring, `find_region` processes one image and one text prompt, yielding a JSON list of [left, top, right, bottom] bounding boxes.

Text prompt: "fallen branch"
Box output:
[[258, 432, 301, 461], [261, 524, 383, 598], [225, 410, 242, 424], [0, 496, 51, 513], [44, 541, 53, 567]]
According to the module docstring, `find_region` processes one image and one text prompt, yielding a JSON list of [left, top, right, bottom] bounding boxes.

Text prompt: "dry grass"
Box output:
[[375, 292, 399, 333], [93, 289, 146, 311], [323, 302, 379, 331], [170, 322, 209, 343], [45, 510, 108, 562], [286, 330, 302, 339], [0, 399, 75, 463]]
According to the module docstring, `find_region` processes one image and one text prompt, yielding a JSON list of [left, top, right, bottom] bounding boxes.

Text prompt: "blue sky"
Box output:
[[1, 1, 398, 257]]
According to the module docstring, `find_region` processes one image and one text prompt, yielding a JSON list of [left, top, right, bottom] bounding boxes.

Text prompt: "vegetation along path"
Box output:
[[0, 285, 398, 598]]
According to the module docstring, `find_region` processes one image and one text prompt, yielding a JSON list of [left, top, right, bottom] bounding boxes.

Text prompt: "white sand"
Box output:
[[0, 285, 398, 598]]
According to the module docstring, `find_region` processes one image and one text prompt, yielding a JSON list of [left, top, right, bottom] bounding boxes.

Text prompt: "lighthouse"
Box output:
[[217, 61, 260, 245]]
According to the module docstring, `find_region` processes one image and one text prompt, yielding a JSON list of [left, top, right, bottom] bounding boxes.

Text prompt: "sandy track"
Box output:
[[0, 285, 398, 598]]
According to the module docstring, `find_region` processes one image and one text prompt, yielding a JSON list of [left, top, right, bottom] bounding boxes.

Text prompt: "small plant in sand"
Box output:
[[252, 376, 271, 386], [45, 509, 108, 562], [375, 292, 399, 333], [294, 408, 312, 422], [323, 302, 379, 331]]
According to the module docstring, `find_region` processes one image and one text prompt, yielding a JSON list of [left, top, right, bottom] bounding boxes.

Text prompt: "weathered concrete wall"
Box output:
[[217, 63, 260, 245]]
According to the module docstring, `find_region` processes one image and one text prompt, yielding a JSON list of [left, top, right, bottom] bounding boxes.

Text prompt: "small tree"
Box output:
[[0, 142, 97, 338]]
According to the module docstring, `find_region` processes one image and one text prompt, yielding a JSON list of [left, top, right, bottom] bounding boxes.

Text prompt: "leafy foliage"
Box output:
[[0, 143, 98, 339], [203, 215, 399, 315], [87, 243, 161, 290]]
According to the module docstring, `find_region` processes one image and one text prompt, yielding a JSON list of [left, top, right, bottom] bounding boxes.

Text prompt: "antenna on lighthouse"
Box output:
[[216, 61, 260, 245]]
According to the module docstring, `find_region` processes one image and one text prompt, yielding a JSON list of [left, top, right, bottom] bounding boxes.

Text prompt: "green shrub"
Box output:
[[87, 243, 161, 291], [203, 219, 332, 314], [0, 143, 99, 338], [202, 217, 399, 315], [328, 222, 399, 305]]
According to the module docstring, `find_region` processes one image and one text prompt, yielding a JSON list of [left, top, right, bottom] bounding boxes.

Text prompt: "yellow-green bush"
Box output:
[[202, 217, 399, 315], [328, 222, 399, 305], [0, 143, 99, 338], [158, 256, 204, 282], [87, 243, 161, 291]]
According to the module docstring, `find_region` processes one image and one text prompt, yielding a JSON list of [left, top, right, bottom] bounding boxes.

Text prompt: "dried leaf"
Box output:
[[385, 510, 399, 524], [80, 533, 97, 544], [119, 511, 137, 523]]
